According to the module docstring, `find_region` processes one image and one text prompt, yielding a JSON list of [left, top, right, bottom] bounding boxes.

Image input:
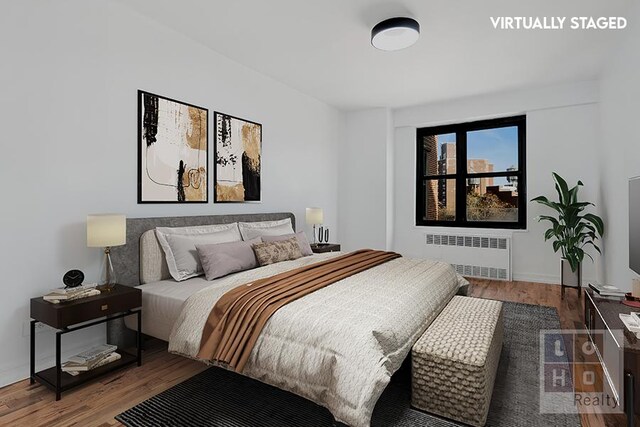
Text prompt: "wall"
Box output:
[[346, 82, 603, 284], [0, 0, 344, 387], [599, 1, 640, 291], [338, 108, 392, 251]]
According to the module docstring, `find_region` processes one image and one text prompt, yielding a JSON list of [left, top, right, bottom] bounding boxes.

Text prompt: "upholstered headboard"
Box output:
[[111, 212, 296, 287]]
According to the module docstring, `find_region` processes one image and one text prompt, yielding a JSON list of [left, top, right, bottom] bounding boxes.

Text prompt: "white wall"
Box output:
[[599, 1, 640, 292], [342, 82, 603, 284], [338, 108, 392, 251], [0, 0, 344, 387]]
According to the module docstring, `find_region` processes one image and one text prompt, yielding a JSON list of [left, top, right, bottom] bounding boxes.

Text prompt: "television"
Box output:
[[631, 177, 640, 275]]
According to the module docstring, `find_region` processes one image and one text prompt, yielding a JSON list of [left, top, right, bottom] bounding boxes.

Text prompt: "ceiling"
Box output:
[[117, 0, 632, 110]]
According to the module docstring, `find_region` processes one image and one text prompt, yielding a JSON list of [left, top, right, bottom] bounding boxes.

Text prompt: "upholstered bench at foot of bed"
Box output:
[[411, 295, 503, 427]]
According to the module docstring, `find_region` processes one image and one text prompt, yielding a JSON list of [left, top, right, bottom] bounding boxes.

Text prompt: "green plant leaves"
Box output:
[[532, 172, 605, 272], [531, 196, 563, 214], [583, 213, 604, 236], [553, 172, 571, 205], [544, 228, 556, 241]]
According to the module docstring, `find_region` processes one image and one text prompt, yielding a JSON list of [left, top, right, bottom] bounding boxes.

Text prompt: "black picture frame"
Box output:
[[138, 90, 209, 204], [214, 111, 262, 203]]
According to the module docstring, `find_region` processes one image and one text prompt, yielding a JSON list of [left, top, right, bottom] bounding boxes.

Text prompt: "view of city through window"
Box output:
[[419, 121, 524, 227]]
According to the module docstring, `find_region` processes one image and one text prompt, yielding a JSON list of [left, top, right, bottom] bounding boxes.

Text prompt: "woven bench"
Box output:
[[411, 296, 503, 427]]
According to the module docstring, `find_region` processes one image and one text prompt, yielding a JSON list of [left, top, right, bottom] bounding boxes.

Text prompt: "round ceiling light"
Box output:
[[371, 17, 420, 51]]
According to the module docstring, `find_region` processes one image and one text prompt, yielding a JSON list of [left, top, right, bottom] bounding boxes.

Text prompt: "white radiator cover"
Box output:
[[425, 233, 512, 281]]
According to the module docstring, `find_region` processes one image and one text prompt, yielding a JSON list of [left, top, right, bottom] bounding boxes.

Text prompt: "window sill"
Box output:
[[412, 224, 529, 235]]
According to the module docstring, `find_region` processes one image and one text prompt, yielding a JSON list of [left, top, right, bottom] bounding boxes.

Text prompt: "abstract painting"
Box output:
[[214, 112, 262, 202], [138, 90, 208, 203]]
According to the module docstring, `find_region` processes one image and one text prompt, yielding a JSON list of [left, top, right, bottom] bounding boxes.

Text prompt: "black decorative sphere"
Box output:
[[63, 269, 84, 288]]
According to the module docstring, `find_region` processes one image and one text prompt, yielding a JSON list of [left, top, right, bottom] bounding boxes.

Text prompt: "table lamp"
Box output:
[[305, 207, 323, 245], [87, 214, 126, 291]]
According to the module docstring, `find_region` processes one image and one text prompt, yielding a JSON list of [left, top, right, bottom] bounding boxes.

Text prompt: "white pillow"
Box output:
[[155, 223, 242, 281], [238, 218, 295, 241]]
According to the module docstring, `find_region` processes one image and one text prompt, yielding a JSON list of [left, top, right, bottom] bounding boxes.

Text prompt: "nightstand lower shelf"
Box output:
[[30, 300, 142, 400], [33, 350, 137, 393]]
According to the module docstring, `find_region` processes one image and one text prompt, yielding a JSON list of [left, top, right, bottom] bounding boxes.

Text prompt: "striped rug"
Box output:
[[117, 302, 580, 427]]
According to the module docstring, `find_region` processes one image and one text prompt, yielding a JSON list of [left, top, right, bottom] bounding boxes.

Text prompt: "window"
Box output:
[[416, 116, 526, 229]]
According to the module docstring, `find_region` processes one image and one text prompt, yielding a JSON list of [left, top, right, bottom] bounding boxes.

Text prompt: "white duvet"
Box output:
[[168, 253, 466, 427]]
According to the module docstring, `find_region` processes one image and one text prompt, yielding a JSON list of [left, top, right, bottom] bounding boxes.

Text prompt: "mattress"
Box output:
[[123, 278, 207, 340], [124, 254, 333, 341]]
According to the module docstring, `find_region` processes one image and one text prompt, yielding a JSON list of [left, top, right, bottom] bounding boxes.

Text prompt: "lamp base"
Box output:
[[98, 248, 118, 291], [96, 283, 116, 292]]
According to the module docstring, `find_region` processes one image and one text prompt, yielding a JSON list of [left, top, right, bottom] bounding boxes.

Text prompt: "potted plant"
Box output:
[[532, 173, 604, 298]]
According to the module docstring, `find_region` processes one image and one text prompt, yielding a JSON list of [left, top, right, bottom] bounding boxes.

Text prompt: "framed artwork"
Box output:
[[214, 112, 262, 203], [138, 90, 208, 203]]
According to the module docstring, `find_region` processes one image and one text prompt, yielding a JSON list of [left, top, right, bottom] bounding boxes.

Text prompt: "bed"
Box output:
[[112, 213, 466, 427]]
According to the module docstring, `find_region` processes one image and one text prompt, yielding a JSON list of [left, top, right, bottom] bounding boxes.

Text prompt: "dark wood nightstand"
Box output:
[[311, 243, 341, 253], [30, 284, 142, 400]]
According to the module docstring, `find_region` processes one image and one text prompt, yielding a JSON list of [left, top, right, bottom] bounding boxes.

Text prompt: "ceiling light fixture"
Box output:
[[371, 17, 420, 51]]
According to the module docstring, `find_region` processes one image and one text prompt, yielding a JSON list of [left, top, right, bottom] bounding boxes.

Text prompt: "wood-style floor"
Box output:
[[0, 280, 625, 427]]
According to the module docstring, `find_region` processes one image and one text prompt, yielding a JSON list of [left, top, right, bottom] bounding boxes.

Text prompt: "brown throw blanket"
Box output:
[[196, 249, 401, 372]]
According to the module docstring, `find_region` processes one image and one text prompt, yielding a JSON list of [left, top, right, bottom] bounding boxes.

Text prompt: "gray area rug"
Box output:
[[116, 302, 580, 426]]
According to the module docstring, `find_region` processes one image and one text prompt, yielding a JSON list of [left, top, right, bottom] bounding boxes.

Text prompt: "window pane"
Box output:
[[423, 178, 455, 221], [422, 133, 456, 176], [466, 178, 519, 222], [467, 126, 518, 173]]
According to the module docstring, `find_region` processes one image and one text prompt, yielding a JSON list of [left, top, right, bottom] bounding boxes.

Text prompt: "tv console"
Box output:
[[584, 288, 640, 427]]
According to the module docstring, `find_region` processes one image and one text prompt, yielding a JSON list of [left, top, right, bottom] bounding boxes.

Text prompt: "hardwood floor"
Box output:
[[0, 280, 625, 426], [470, 279, 626, 427], [0, 340, 207, 427]]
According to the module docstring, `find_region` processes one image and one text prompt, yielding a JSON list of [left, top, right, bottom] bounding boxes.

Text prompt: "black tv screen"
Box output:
[[631, 177, 640, 275]]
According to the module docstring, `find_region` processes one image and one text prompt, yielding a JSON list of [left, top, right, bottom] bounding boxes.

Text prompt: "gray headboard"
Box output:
[[111, 212, 296, 286]]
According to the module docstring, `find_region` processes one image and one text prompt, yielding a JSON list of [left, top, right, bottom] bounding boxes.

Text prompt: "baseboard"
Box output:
[[0, 333, 105, 388], [511, 272, 597, 286], [512, 273, 559, 284]]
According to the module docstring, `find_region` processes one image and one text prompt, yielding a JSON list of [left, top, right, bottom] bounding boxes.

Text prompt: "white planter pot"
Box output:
[[561, 259, 582, 299]]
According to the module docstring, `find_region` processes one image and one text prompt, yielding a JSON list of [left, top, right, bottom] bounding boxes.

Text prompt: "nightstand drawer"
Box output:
[[59, 294, 140, 326], [311, 243, 341, 253], [31, 285, 141, 329]]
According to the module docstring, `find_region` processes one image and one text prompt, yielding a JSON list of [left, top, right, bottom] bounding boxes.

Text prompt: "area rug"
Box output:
[[116, 301, 580, 426]]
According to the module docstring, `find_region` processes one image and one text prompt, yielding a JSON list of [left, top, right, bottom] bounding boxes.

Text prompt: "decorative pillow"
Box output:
[[155, 223, 242, 281], [252, 237, 303, 266], [196, 238, 261, 281], [261, 231, 313, 256], [238, 218, 295, 241]]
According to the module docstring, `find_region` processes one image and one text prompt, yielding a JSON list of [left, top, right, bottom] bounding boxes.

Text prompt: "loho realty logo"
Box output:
[[490, 16, 627, 30], [539, 329, 624, 415]]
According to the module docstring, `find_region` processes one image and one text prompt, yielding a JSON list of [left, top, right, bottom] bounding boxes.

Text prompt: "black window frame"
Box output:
[[416, 115, 527, 229]]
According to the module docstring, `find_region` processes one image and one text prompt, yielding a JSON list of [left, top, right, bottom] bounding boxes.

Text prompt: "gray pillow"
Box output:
[[238, 218, 295, 241], [196, 238, 262, 281], [261, 231, 313, 256], [155, 223, 242, 281]]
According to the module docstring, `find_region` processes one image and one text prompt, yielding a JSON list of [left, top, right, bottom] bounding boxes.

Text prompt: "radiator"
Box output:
[[425, 233, 512, 281]]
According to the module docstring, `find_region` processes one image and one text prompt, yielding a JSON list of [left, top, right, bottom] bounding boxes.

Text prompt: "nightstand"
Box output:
[[311, 243, 341, 253], [30, 284, 142, 400]]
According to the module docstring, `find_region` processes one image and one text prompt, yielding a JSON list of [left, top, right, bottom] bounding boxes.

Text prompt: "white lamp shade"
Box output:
[[305, 208, 324, 225], [87, 214, 126, 247]]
